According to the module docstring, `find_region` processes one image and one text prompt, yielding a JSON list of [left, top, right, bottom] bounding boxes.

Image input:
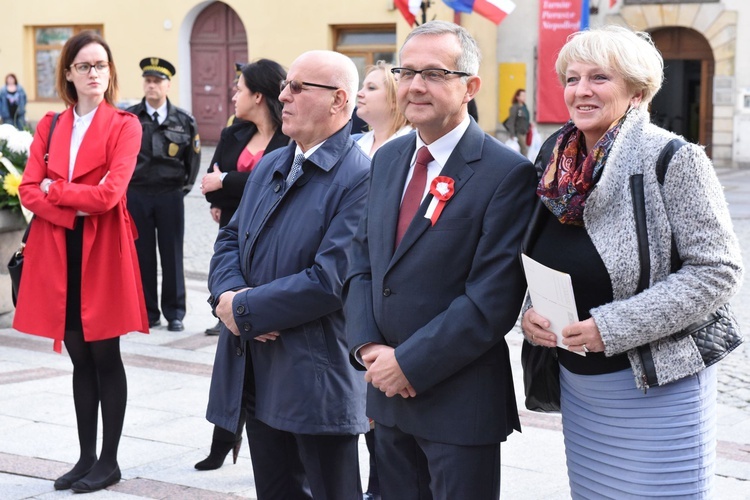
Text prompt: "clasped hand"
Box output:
[[360, 344, 416, 398], [216, 289, 279, 342], [39, 172, 109, 216]]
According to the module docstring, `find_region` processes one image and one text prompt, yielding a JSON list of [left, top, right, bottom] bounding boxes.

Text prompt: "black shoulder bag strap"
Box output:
[[632, 137, 687, 388], [43, 112, 61, 166], [21, 112, 60, 243]]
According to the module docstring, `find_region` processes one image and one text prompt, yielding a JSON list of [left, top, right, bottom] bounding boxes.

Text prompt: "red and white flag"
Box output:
[[395, 0, 422, 26], [473, 0, 516, 25]]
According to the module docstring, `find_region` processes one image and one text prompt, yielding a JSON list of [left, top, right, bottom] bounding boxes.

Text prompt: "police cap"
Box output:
[[140, 57, 176, 80]]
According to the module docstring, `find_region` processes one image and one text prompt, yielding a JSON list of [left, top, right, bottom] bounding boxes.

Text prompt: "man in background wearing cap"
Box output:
[[126, 57, 201, 332]]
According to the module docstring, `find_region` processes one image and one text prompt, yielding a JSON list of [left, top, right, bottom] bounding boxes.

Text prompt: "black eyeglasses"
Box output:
[[391, 67, 471, 84], [280, 79, 339, 94], [70, 61, 110, 75]]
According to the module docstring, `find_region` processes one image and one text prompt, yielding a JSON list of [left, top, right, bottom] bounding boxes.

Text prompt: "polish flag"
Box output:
[[472, 0, 516, 25], [395, 0, 422, 26]]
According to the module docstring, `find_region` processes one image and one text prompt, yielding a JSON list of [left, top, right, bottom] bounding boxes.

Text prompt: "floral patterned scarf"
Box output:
[[537, 113, 628, 225]]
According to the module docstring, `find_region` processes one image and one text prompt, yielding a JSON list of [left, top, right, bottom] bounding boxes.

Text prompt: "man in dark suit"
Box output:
[[343, 21, 537, 499], [206, 50, 370, 499], [127, 58, 200, 332]]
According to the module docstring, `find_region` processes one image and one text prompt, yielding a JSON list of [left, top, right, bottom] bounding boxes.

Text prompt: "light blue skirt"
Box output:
[[560, 364, 717, 499]]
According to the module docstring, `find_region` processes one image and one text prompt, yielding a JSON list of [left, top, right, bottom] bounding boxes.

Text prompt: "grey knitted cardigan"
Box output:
[[537, 109, 743, 389]]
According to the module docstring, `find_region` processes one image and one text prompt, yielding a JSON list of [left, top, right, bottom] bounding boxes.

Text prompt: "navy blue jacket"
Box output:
[[343, 119, 537, 445], [206, 122, 370, 435]]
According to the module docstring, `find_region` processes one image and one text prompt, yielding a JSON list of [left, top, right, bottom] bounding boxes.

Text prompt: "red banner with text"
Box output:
[[536, 0, 583, 123]]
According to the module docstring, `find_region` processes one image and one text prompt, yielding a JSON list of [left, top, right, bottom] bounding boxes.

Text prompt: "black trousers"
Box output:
[[127, 188, 186, 323], [375, 422, 501, 500], [240, 343, 361, 499]]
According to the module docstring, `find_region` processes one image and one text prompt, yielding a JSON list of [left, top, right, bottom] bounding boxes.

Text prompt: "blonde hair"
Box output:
[[555, 25, 663, 110], [364, 61, 410, 138]]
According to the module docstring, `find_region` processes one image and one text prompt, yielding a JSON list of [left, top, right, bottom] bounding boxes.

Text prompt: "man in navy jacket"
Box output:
[[344, 21, 537, 499], [206, 50, 370, 499]]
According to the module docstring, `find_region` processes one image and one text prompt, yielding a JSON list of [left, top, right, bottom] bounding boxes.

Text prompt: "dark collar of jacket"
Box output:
[[272, 120, 354, 185], [228, 120, 290, 153]]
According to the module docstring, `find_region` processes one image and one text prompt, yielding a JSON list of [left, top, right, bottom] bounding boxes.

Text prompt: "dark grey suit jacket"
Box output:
[[343, 118, 537, 446]]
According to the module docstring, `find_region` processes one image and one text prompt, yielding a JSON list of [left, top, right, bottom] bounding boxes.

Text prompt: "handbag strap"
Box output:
[[23, 112, 60, 244], [42, 112, 60, 166], [633, 137, 687, 387]]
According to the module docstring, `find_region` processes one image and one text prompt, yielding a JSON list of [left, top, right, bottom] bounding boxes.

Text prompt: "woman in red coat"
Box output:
[[14, 31, 148, 493]]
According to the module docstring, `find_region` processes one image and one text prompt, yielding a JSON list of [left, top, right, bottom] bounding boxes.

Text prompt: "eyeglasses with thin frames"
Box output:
[[390, 67, 471, 84], [70, 61, 110, 75], [280, 79, 339, 94]]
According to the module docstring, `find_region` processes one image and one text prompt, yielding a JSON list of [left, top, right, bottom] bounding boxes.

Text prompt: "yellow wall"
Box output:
[[498, 63, 526, 122], [1, 0, 500, 132]]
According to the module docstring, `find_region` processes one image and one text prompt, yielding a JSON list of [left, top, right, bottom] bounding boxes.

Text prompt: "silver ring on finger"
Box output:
[[582, 343, 589, 353]]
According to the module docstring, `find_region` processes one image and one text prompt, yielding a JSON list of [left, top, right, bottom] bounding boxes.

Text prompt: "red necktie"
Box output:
[[396, 146, 433, 247]]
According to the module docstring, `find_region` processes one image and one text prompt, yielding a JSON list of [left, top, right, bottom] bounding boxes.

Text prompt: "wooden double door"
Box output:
[[191, 2, 247, 144], [649, 27, 714, 156]]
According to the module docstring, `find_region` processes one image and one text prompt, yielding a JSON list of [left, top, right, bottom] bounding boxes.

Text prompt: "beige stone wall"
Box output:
[[0, 0, 500, 133], [609, 2, 740, 167]]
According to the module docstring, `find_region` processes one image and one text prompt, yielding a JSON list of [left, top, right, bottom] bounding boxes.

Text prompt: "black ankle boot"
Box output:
[[194, 438, 242, 470]]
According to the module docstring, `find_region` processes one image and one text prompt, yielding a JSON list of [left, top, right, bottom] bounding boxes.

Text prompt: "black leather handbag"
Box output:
[[519, 134, 563, 412], [630, 138, 743, 387], [7, 113, 59, 306], [7, 222, 30, 306], [521, 339, 561, 412]]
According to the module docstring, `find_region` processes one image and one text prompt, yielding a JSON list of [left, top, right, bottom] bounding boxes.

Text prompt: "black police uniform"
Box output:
[[126, 96, 200, 328]]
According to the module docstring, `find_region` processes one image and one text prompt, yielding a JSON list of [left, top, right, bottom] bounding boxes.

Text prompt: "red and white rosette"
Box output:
[[424, 176, 455, 226]]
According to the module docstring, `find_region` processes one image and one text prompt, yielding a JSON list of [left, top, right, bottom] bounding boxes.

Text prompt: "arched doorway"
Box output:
[[649, 27, 714, 156], [190, 2, 247, 144]]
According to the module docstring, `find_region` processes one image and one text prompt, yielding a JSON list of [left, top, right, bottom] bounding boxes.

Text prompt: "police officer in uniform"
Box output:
[[127, 58, 200, 332]]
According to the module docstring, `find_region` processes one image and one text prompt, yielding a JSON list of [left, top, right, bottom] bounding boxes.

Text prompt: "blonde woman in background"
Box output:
[[355, 60, 412, 158]]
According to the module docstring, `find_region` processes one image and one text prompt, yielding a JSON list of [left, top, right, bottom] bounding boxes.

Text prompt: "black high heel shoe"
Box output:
[[194, 438, 242, 470]]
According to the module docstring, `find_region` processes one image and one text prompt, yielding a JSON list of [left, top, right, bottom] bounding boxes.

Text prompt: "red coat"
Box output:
[[14, 104, 149, 351]]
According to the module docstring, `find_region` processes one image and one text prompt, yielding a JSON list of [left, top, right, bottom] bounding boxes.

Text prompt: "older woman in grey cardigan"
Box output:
[[521, 26, 743, 499]]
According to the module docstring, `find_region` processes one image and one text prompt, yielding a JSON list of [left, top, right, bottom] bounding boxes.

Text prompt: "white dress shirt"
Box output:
[[356, 125, 414, 159], [401, 116, 471, 203], [145, 101, 168, 125], [69, 105, 99, 181]]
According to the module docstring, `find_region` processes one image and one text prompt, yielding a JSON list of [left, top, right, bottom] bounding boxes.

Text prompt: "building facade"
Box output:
[[0, 0, 500, 143], [496, 0, 750, 167], [4, 1, 747, 165]]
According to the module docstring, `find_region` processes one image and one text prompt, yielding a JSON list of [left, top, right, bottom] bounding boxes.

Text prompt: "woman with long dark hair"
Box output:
[[15, 31, 148, 493], [196, 58, 289, 470]]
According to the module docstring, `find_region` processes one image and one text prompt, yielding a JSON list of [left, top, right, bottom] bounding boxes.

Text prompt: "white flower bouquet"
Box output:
[[0, 123, 34, 222]]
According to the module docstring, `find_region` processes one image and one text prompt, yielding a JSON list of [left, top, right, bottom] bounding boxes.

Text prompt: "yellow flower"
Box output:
[[3, 172, 22, 197]]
